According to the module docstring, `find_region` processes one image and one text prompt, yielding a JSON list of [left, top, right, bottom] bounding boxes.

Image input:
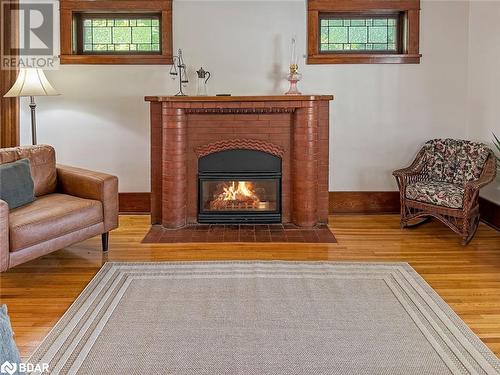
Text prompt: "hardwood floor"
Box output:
[[1, 214, 499, 358]]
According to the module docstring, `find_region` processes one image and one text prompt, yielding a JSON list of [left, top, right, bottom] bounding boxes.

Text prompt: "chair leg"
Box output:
[[404, 216, 431, 228], [400, 202, 407, 229], [101, 232, 109, 252], [462, 214, 480, 246]]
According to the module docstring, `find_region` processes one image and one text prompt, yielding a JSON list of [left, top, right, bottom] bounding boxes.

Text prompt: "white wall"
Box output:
[[467, 1, 500, 204], [21, 0, 471, 193]]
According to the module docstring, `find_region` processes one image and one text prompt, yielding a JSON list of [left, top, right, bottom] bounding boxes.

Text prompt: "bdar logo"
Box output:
[[0, 361, 17, 375]]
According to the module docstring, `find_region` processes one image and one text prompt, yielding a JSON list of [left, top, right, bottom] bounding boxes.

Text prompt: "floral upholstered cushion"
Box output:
[[423, 139, 490, 185], [405, 181, 464, 209]]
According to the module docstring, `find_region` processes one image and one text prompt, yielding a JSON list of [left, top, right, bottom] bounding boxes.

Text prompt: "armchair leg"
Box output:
[[462, 214, 480, 246], [101, 232, 109, 252]]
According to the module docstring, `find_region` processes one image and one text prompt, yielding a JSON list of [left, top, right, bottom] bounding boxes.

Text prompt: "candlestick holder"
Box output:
[[285, 63, 302, 96]]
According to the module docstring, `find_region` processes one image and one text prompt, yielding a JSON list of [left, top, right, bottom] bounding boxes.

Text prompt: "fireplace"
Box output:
[[145, 95, 333, 229], [198, 149, 281, 223]]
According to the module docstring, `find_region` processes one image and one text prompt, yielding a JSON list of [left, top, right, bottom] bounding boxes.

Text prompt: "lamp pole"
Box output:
[[29, 96, 37, 145]]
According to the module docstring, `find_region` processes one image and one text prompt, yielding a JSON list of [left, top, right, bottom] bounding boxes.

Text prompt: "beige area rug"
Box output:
[[29, 262, 500, 374]]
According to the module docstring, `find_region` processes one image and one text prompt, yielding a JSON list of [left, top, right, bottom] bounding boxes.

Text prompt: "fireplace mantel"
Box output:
[[145, 95, 333, 229], [145, 95, 333, 102], [145, 95, 333, 114]]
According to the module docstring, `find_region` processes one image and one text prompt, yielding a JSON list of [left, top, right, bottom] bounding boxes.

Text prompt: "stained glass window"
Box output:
[[80, 15, 161, 53], [320, 16, 399, 53]]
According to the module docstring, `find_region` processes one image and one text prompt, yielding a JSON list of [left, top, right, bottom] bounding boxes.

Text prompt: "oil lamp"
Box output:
[[285, 36, 302, 96]]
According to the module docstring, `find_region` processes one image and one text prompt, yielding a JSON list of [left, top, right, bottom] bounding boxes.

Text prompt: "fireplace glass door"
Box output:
[[198, 150, 281, 223], [201, 179, 279, 212]]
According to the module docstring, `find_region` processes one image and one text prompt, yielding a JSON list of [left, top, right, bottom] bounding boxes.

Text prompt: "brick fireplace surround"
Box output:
[[145, 95, 333, 229]]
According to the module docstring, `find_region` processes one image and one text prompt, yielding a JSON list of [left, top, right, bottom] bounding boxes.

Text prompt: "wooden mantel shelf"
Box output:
[[145, 95, 334, 102]]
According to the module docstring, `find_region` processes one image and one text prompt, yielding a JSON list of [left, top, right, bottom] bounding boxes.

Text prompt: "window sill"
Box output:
[[60, 54, 173, 65], [307, 53, 421, 65]]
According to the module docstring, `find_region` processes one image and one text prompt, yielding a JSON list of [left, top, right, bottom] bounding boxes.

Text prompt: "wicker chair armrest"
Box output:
[[392, 167, 425, 178], [465, 154, 497, 190], [464, 177, 494, 192], [393, 149, 427, 180], [463, 153, 497, 206]]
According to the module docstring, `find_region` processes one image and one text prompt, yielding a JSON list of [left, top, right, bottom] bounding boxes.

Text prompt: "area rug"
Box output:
[[28, 262, 500, 374]]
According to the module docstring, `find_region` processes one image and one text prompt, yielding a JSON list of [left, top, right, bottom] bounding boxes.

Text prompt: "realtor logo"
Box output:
[[1, 360, 49, 374], [1, 0, 58, 69], [0, 362, 16, 375]]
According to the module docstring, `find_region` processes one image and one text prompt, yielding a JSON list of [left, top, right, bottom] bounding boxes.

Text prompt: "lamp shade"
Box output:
[[3, 68, 59, 97]]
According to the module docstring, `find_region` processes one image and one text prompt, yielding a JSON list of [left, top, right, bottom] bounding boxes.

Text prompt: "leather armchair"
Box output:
[[0, 145, 118, 272]]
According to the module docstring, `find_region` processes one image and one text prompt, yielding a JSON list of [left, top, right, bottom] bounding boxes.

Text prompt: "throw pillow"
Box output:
[[0, 305, 24, 375], [0, 159, 35, 209]]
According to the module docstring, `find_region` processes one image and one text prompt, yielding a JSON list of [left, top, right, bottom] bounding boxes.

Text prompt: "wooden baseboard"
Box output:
[[119, 191, 401, 214], [479, 197, 500, 231], [118, 193, 150, 214], [118, 191, 499, 231], [328, 191, 400, 214]]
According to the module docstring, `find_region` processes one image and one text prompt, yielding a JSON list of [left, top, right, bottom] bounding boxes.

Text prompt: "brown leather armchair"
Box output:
[[0, 145, 118, 272]]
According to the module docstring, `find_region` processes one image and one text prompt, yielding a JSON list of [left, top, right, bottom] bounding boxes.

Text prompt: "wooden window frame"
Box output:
[[60, 0, 172, 65], [307, 0, 421, 64], [74, 13, 162, 55], [1, 0, 19, 147]]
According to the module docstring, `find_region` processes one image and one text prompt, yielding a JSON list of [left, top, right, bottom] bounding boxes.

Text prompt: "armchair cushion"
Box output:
[[405, 181, 464, 209], [423, 139, 490, 185], [0, 145, 57, 197], [9, 193, 103, 252]]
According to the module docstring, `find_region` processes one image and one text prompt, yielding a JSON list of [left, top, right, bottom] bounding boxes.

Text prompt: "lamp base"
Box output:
[[285, 80, 302, 96]]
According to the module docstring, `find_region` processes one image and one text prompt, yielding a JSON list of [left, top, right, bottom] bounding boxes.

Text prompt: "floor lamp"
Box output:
[[3, 68, 59, 145]]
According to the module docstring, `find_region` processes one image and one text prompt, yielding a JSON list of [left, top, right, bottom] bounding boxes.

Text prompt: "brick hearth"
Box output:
[[145, 95, 333, 229], [142, 224, 337, 244]]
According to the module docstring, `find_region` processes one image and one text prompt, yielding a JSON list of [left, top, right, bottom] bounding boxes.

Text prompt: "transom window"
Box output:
[[60, 0, 173, 65], [78, 14, 161, 54], [307, 0, 421, 64], [320, 15, 400, 53]]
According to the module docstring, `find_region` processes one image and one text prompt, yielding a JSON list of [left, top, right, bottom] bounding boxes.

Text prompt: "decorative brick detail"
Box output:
[[292, 107, 319, 227], [185, 108, 295, 115], [195, 139, 285, 158]]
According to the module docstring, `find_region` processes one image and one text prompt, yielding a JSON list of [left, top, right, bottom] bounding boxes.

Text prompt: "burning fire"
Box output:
[[220, 181, 258, 201], [210, 181, 260, 210]]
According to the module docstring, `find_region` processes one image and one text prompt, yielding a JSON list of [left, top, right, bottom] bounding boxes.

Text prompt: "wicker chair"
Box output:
[[393, 139, 497, 245]]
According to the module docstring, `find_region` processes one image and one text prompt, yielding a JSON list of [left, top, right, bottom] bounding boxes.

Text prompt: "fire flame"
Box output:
[[211, 181, 260, 209], [220, 181, 258, 202]]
